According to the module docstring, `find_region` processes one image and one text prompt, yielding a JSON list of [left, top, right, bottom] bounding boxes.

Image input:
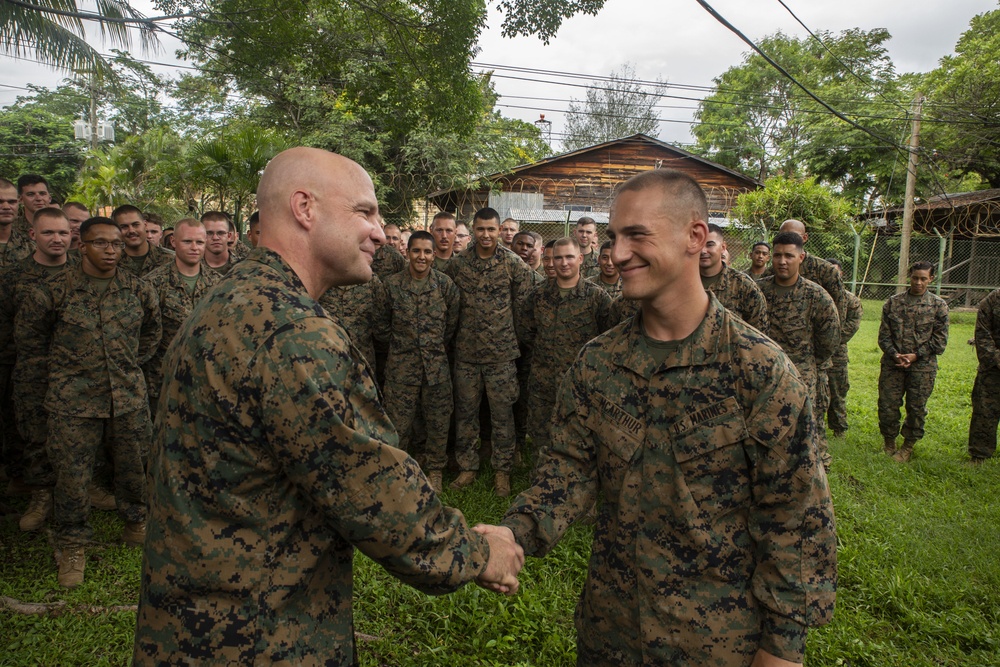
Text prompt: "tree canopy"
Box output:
[[562, 63, 662, 152]]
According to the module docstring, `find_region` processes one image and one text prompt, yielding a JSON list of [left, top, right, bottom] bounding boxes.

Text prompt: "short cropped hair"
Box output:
[[909, 261, 935, 275], [473, 207, 500, 224], [111, 204, 143, 222], [752, 241, 771, 251], [772, 231, 804, 251], [80, 216, 120, 239], [615, 169, 709, 223], [825, 258, 842, 268], [553, 236, 581, 252], [17, 174, 48, 194], [407, 230, 435, 249]]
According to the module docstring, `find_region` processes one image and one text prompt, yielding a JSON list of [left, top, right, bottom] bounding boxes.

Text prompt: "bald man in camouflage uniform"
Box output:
[[825, 258, 863, 437], [519, 237, 613, 466], [878, 261, 949, 462], [758, 231, 840, 468], [374, 231, 460, 492], [134, 148, 523, 666], [700, 223, 768, 331], [17, 217, 161, 587], [444, 207, 535, 496], [494, 169, 836, 667]]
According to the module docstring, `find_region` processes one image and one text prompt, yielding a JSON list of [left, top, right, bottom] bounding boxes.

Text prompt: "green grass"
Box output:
[[3, 314, 999, 665]]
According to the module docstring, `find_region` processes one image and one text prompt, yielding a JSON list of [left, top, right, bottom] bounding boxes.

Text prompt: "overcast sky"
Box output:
[[1, 0, 996, 149]]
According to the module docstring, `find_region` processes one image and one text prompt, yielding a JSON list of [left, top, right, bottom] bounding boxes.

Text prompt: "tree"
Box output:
[[0, 103, 85, 198], [923, 8, 1000, 188], [731, 175, 855, 259], [0, 0, 157, 78], [693, 29, 913, 206], [562, 63, 662, 152]]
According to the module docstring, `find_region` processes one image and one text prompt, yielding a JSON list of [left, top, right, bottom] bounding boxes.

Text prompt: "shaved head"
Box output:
[[779, 219, 808, 243], [255, 147, 384, 297]]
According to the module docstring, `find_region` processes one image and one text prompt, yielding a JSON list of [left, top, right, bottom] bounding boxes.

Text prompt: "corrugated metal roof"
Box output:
[[508, 209, 610, 224]]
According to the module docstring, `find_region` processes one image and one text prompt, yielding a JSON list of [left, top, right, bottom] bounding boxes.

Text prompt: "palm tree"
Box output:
[[0, 0, 158, 78]]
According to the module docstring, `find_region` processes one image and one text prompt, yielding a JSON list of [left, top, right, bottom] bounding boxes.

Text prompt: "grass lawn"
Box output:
[[2, 304, 999, 665]]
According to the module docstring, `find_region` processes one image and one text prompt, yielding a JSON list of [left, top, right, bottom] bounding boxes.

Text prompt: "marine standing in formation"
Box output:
[[485, 169, 836, 667], [699, 222, 768, 331], [877, 261, 950, 462], [825, 258, 863, 437], [758, 231, 840, 468], [375, 230, 460, 492], [588, 240, 622, 298], [969, 285, 1000, 463]]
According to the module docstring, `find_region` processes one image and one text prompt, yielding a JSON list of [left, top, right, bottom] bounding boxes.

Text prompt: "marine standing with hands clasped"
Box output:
[[877, 261, 949, 462]]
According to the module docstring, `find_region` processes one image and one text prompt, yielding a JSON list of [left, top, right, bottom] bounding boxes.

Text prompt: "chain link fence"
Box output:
[[720, 224, 1000, 309]]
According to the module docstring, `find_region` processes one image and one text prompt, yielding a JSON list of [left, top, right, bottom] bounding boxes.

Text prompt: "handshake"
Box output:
[[472, 524, 525, 595]]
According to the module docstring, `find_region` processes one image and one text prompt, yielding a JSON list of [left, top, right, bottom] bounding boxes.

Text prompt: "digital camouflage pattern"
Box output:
[[118, 243, 175, 278], [443, 244, 535, 364], [518, 278, 614, 460], [0, 228, 34, 267], [0, 257, 73, 486], [515, 270, 549, 449], [444, 245, 535, 473], [48, 408, 149, 547], [758, 276, 840, 400], [16, 265, 162, 419], [319, 274, 385, 370], [969, 288, 1000, 459], [581, 250, 600, 280], [372, 243, 405, 279], [827, 291, 863, 433], [374, 268, 460, 468], [502, 296, 837, 666], [609, 295, 639, 325], [765, 253, 846, 323], [134, 248, 491, 666], [143, 263, 221, 403], [588, 275, 622, 300], [877, 290, 949, 441], [230, 238, 252, 262], [701, 263, 768, 332], [453, 360, 519, 473]]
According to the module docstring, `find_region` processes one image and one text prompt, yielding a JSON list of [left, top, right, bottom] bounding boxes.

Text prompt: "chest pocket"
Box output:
[[585, 393, 644, 498], [671, 397, 751, 507], [111, 299, 142, 333], [60, 304, 98, 333]]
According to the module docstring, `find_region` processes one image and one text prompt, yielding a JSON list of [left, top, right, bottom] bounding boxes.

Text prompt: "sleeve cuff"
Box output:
[[759, 611, 808, 663], [500, 512, 541, 556]]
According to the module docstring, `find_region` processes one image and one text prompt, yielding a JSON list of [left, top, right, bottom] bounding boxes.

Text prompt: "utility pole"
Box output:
[[897, 93, 923, 292], [89, 73, 99, 151]]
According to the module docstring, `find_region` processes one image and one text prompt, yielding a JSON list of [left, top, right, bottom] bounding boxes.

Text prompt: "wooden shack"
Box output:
[[425, 134, 761, 227]]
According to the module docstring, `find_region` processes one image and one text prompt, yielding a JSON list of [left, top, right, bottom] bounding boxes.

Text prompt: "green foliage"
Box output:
[[923, 8, 1000, 188], [493, 0, 607, 43], [733, 175, 855, 232], [693, 29, 923, 207], [0, 103, 85, 199], [0, 0, 157, 79], [562, 63, 662, 152]]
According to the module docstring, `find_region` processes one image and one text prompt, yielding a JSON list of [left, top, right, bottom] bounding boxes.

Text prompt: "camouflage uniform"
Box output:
[[0, 228, 34, 267], [374, 268, 460, 471], [16, 265, 161, 548], [0, 257, 68, 487], [118, 243, 175, 278], [143, 263, 221, 415], [827, 291, 863, 434], [372, 243, 405, 280], [444, 245, 535, 473], [969, 288, 1000, 460], [202, 255, 238, 275], [514, 270, 548, 454], [319, 274, 385, 370], [230, 238, 252, 262], [502, 295, 837, 666], [580, 250, 600, 279], [518, 279, 614, 463], [588, 275, 622, 300], [133, 248, 491, 666], [701, 262, 768, 331], [759, 276, 840, 464], [610, 295, 639, 325], [877, 290, 949, 442], [432, 255, 452, 272]]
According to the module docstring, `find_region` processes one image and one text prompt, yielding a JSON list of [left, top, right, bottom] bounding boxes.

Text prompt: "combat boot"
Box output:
[[123, 520, 147, 547], [883, 437, 898, 456], [57, 547, 85, 588], [427, 470, 443, 493], [494, 472, 510, 498], [450, 471, 477, 490], [893, 440, 916, 463], [19, 489, 52, 531], [88, 484, 116, 511]]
